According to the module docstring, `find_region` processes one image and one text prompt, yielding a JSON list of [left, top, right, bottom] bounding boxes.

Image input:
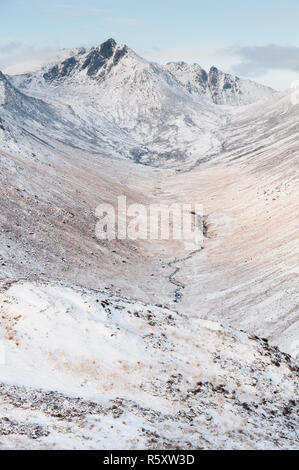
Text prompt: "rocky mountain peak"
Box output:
[[43, 38, 129, 82], [81, 39, 128, 77], [11, 39, 275, 107]]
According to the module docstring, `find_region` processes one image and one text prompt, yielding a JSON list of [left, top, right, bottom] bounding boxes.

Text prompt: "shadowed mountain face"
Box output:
[[43, 39, 129, 81]]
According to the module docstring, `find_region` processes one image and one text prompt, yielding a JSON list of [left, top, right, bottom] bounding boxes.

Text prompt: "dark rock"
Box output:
[[82, 49, 106, 76]]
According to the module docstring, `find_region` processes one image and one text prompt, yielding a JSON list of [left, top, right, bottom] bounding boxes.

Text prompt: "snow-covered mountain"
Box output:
[[0, 39, 298, 450], [5, 39, 275, 168], [0, 280, 298, 450]]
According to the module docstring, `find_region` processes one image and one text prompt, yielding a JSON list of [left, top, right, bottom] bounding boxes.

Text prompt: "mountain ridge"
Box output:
[[0, 38, 298, 450], [10, 38, 275, 107]]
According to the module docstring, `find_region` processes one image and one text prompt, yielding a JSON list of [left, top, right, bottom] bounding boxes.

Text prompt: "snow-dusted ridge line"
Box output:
[[0, 38, 298, 450]]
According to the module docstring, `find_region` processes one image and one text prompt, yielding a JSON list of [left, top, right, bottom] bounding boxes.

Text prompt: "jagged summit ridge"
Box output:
[[165, 62, 274, 105], [2, 38, 277, 168]]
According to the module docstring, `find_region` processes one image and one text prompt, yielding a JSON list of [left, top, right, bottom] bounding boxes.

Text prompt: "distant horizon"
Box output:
[[1, 0, 299, 90]]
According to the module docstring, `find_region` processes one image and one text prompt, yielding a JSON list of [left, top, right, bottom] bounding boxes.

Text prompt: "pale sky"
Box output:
[[1, 0, 299, 90]]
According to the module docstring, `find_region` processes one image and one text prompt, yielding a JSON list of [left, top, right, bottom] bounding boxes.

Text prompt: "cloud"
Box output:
[[230, 44, 299, 77], [0, 40, 59, 74], [1, 37, 297, 90], [139, 45, 230, 65], [0, 41, 22, 54]]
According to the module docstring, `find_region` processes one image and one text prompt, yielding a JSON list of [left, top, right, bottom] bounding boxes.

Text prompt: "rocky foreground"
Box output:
[[0, 281, 298, 449]]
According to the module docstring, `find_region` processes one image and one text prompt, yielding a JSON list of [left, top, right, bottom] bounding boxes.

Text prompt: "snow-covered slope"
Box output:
[[158, 90, 299, 356], [13, 39, 274, 107], [0, 280, 298, 450], [0, 79, 297, 358]]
